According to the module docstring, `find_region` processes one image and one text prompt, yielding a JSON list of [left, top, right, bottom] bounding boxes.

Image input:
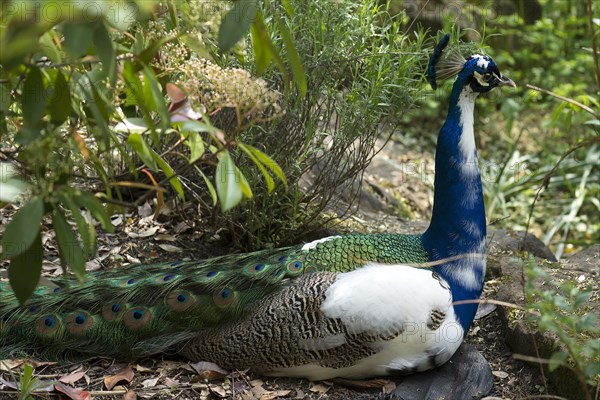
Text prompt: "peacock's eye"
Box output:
[[482, 73, 492, 82]]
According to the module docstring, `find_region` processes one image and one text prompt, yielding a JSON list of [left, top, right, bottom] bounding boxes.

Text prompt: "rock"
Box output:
[[489, 234, 599, 400], [388, 343, 493, 400], [488, 229, 557, 262]]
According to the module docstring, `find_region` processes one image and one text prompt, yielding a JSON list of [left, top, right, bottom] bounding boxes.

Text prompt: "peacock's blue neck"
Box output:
[[421, 78, 487, 333]]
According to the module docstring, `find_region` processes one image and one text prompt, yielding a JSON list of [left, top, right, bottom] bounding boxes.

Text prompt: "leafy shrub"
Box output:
[[0, 0, 426, 301], [0, 0, 299, 302], [524, 258, 599, 399]]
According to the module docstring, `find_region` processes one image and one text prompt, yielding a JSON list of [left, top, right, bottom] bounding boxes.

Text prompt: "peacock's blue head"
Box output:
[[460, 54, 515, 93], [427, 34, 515, 92]]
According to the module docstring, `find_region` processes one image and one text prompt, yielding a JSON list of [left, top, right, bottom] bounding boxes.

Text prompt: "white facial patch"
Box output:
[[474, 55, 489, 69], [474, 71, 490, 87]]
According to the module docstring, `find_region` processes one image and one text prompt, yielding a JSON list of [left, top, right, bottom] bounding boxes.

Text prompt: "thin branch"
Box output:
[[526, 84, 599, 119], [451, 298, 527, 311], [586, 0, 600, 93], [523, 137, 600, 248]]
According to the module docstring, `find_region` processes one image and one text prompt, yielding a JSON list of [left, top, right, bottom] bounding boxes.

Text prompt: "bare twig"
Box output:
[[523, 136, 600, 247], [526, 84, 599, 119], [451, 298, 527, 311], [587, 0, 600, 93]]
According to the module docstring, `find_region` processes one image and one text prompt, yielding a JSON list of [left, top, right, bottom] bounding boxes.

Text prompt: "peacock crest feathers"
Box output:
[[427, 33, 490, 90]]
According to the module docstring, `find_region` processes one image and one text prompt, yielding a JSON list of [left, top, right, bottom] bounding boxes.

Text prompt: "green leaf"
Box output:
[[153, 152, 185, 201], [548, 351, 568, 372], [143, 66, 169, 132], [236, 165, 252, 199], [187, 131, 205, 163], [179, 120, 218, 133], [62, 22, 94, 59], [574, 289, 592, 308], [22, 66, 46, 125], [136, 37, 176, 68], [72, 191, 113, 233], [0, 83, 10, 115], [243, 143, 287, 188], [238, 143, 274, 192], [276, 17, 307, 95], [93, 22, 117, 83], [15, 126, 42, 145], [218, 0, 258, 53], [280, 0, 295, 16], [2, 196, 44, 259], [8, 233, 42, 304], [58, 192, 96, 258], [114, 117, 150, 133], [81, 78, 111, 142], [194, 166, 218, 206], [216, 152, 244, 212], [53, 206, 86, 281], [49, 70, 71, 125], [250, 12, 273, 75], [39, 31, 62, 64], [127, 133, 158, 169], [585, 362, 600, 382]]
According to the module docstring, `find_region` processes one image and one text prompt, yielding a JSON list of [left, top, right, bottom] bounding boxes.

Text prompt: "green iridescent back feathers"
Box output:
[[0, 234, 428, 361]]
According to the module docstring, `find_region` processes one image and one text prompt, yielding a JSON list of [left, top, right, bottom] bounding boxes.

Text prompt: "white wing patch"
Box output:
[[301, 236, 342, 250], [320, 264, 452, 335], [270, 264, 464, 380]]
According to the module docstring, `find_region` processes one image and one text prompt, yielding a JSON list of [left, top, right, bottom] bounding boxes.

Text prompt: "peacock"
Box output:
[[0, 34, 515, 380]]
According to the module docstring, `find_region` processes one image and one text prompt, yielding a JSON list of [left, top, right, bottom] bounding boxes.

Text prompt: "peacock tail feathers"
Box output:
[[0, 234, 428, 361]]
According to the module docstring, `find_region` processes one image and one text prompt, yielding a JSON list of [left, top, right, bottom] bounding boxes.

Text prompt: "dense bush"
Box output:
[[0, 0, 426, 301]]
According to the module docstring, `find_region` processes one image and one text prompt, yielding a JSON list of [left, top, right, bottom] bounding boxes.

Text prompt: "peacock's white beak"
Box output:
[[499, 75, 516, 88]]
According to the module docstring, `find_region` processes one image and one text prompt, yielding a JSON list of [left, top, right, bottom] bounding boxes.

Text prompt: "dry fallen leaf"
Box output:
[[158, 360, 190, 372], [128, 226, 159, 239], [209, 383, 228, 398], [158, 243, 183, 253], [309, 383, 331, 394], [29, 360, 57, 369], [54, 382, 92, 400], [383, 380, 397, 394], [134, 364, 152, 373], [59, 370, 87, 385], [190, 361, 229, 381], [0, 359, 25, 371], [141, 377, 160, 388], [250, 384, 269, 398], [173, 221, 191, 234], [260, 389, 292, 399], [155, 233, 177, 242], [163, 377, 179, 388], [104, 366, 135, 390], [123, 389, 137, 400], [137, 202, 153, 218], [492, 370, 509, 379]]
